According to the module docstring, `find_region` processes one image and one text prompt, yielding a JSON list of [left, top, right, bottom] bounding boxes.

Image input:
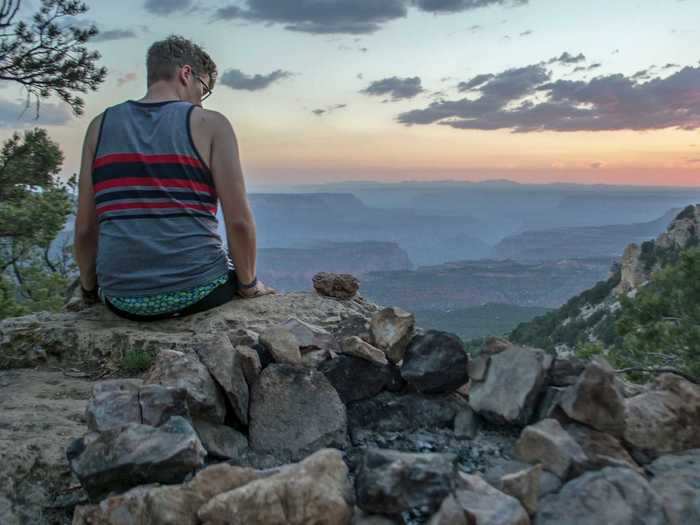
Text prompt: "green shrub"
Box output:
[[120, 349, 155, 373]]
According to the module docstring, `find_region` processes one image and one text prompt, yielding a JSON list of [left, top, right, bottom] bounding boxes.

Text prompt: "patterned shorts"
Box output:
[[105, 273, 230, 316]]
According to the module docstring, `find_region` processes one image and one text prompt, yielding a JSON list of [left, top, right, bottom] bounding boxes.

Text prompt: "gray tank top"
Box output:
[[93, 99, 230, 297]]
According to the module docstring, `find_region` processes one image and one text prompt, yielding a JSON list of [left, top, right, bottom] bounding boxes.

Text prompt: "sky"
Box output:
[[1, 0, 700, 188]]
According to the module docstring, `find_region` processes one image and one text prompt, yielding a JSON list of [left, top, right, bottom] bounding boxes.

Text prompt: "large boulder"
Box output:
[[558, 357, 626, 437], [319, 355, 395, 403], [564, 422, 640, 473], [369, 307, 415, 364], [400, 330, 469, 393], [623, 373, 700, 463], [198, 449, 353, 525], [73, 462, 259, 524], [67, 416, 206, 501], [514, 419, 587, 480], [647, 449, 700, 525], [355, 448, 457, 516], [249, 364, 348, 461], [85, 380, 142, 432], [469, 346, 550, 425], [143, 350, 226, 424], [535, 467, 667, 525], [194, 335, 250, 425], [347, 391, 470, 433]]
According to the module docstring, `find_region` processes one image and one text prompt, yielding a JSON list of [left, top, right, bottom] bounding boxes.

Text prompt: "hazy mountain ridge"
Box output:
[[493, 208, 682, 261], [360, 257, 614, 311], [257, 241, 412, 292]]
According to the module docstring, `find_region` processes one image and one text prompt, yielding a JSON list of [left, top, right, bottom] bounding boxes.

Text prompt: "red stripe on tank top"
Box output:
[[93, 153, 206, 170], [93, 177, 214, 195], [95, 201, 217, 216]]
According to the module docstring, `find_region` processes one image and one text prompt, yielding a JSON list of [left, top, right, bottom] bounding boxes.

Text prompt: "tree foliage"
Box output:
[[0, 128, 75, 318], [613, 247, 700, 379], [0, 0, 107, 116]]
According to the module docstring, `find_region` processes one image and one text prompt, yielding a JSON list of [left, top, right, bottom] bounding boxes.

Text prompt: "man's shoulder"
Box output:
[[190, 106, 232, 131]]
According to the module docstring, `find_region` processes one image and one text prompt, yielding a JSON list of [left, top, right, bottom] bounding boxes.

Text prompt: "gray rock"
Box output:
[[469, 346, 550, 425], [282, 317, 338, 351], [85, 384, 141, 432], [535, 467, 667, 525], [453, 407, 480, 439], [194, 335, 249, 425], [319, 354, 394, 403], [430, 473, 529, 525], [302, 348, 331, 367], [352, 508, 402, 524], [533, 386, 568, 423], [312, 272, 360, 299], [341, 336, 388, 365], [549, 357, 586, 387], [369, 307, 415, 364], [347, 391, 469, 433], [468, 354, 490, 381], [192, 419, 248, 460], [647, 449, 700, 525], [564, 422, 641, 473], [355, 448, 457, 515], [400, 330, 469, 394], [249, 364, 347, 461], [235, 345, 262, 388], [139, 384, 190, 427], [143, 349, 227, 424], [484, 459, 562, 500], [258, 326, 303, 365], [227, 328, 259, 348], [559, 357, 626, 437], [624, 373, 700, 463], [514, 418, 588, 480], [67, 416, 206, 501], [501, 464, 541, 515], [332, 314, 372, 344]]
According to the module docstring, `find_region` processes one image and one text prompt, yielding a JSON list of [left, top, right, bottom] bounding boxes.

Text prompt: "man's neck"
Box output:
[[136, 85, 182, 103]]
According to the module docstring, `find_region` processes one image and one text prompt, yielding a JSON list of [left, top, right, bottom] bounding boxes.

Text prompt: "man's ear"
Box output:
[[178, 65, 192, 86]]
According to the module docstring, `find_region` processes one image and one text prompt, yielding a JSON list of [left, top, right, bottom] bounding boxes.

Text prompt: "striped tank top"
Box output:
[[93, 99, 230, 302]]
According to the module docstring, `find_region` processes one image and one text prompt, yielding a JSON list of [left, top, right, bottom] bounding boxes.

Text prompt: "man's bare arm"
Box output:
[[209, 112, 257, 286], [74, 115, 101, 290]]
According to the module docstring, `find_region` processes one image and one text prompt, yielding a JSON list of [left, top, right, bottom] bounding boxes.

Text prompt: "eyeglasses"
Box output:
[[197, 76, 212, 101]]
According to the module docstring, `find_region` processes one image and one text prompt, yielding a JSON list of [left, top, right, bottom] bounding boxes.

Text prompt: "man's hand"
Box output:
[[237, 280, 276, 299]]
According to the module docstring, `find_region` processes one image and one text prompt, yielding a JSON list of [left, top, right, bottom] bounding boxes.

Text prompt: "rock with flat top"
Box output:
[[313, 272, 360, 299], [369, 307, 415, 364]]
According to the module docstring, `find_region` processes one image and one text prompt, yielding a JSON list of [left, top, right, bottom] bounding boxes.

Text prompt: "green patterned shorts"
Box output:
[[105, 273, 230, 316]]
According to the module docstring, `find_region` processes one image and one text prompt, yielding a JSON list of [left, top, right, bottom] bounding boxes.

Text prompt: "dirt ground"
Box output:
[[0, 368, 95, 525]]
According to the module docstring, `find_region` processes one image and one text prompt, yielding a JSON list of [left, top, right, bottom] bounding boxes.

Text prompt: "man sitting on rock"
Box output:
[[73, 35, 275, 320]]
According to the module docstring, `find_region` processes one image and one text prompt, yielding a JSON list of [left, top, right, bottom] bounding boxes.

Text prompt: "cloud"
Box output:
[[548, 52, 586, 65], [0, 99, 72, 128], [413, 0, 528, 13], [458, 73, 495, 91], [117, 72, 138, 86], [220, 69, 293, 91], [144, 0, 192, 15], [312, 103, 347, 116], [212, 0, 527, 35], [362, 76, 424, 100], [92, 29, 137, 42], [519, 29, 533, 37], [397, 62, 700, 133], [590, 162, 603, 169]]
